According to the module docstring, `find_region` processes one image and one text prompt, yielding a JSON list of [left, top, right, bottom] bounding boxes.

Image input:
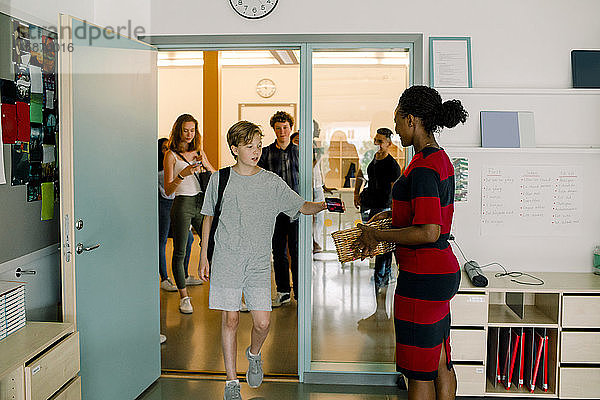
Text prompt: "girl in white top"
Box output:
[[163, 114, 216, 314]]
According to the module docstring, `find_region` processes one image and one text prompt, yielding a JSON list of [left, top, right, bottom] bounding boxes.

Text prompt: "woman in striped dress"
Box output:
[[357, 85, 468, 400]]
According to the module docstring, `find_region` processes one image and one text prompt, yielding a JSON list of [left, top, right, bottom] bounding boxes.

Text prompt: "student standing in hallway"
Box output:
[[353, 127, 401, 293], [199, 121, 327, 400], [357, 86, 468, 400], [258, 111, 299, 306], [163, 114, 216, 314]]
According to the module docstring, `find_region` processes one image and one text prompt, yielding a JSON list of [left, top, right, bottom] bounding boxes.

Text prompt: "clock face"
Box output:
[[229, 0, 278, 19], [256, 78, 276, 98]]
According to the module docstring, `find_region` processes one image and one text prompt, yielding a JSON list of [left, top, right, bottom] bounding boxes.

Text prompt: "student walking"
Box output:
[[258, 111, 300, 305], [199, 121, 328, 400], [163, 114, 216, 314]]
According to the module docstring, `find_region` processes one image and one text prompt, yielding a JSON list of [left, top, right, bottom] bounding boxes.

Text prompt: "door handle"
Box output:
[[76, 243, 101, 254], [15, 268, 37, 278]]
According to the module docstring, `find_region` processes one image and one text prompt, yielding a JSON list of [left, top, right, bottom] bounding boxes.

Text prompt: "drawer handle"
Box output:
[[15, 268, 36, 278]]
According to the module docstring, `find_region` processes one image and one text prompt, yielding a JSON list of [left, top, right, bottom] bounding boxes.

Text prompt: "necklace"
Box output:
[[419, 142, 439, 152]]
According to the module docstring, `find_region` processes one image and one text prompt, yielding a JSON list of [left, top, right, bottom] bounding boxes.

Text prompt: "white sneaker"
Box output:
[[185, 275, 203, 286], [179, 297, 193, 314], [272, 292, 291, 307], [160, 279, 178, 292], [160, 334, 167, 344]]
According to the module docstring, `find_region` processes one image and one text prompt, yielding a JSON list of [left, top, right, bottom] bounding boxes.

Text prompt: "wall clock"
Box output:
[[229, 0, 278, 19], [256, 78, 276, 98]]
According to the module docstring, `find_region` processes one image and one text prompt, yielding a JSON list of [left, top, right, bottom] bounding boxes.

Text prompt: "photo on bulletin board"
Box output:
[[15, 64, 31, 103], [429, 37, 472, 88], [11, 142, 29, 186], [29, 123, 43, 162]]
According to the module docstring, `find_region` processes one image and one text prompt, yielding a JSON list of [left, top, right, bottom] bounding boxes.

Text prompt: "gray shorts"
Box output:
[[208, 253, 272, 312]]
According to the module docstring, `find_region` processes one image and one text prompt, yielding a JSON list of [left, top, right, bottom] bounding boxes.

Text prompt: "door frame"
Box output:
[[142, 33, 423, 383]]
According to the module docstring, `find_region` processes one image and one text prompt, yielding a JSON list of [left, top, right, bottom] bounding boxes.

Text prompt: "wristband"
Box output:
[[177, 173, 184, 181]]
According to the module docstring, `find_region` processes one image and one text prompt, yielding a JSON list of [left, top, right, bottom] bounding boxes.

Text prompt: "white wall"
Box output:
[[143, 0, 600, 88], [0, 0, 94, 27], [157, 66, 204, 138]]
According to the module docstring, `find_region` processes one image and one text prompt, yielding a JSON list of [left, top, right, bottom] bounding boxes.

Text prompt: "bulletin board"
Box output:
[[0, 12, 59, 265]]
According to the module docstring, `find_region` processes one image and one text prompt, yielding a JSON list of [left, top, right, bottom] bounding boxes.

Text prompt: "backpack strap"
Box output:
[[207, 167, 231, 262]]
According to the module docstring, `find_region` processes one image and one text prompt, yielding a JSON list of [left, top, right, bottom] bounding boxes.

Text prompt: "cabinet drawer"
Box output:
[[454, 364, 485, 396], [559, 367, 600, 399], [450, 329, 486, 362], [25, 332, 80, 400], [50, 376, 81, 400], [450, 294, 487, 326], [562, 296, 600, 328], [561, 331, 600, 363]]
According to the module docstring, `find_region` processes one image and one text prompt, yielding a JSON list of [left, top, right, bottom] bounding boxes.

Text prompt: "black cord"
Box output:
[[480, 262, 545, 286], [449, 236, 545, 286]]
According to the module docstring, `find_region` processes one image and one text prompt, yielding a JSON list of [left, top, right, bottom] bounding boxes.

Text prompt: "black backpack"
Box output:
[[207, 167, 230, 263]]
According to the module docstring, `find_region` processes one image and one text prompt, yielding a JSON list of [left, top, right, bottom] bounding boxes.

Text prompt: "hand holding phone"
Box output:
[[325, 197, 344, 213]]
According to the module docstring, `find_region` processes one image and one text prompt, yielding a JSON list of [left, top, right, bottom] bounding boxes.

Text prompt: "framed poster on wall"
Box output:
[[238, 103, 297, 146], [429, 37, 472, 88]]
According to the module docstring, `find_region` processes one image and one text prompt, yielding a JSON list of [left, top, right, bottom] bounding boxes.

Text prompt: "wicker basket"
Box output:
[[331, 218, 396, 263]]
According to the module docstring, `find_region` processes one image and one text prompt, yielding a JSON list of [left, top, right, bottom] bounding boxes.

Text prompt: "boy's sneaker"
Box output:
[[223, 380, 242, 400], [160, 334, 167, 344], [179, 297, 193, 314], [185, 275, 203, 286], [272, 292, 291, 307], [245, 347, 264, 388], [160, 279, 178, 292]]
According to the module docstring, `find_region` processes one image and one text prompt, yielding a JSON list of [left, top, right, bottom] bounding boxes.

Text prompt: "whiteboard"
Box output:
[[446, 148, 600, 273]]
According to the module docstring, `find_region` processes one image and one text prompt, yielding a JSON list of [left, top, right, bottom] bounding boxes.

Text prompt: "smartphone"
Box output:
[[325, 197, 344, 213]]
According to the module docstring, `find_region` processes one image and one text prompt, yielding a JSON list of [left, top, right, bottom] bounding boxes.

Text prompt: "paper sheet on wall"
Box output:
[[481, 165, 583, 236], [41, 181, 54, 220], [0, 124, 6, 184], [432, 40, 469, 88], [452, 157, 469, 202]]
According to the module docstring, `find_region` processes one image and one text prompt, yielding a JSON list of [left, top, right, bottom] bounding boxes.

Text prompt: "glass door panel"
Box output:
[[310, 48, 410, 371]]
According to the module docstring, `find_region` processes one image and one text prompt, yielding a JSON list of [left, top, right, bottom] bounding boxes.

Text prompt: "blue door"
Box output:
[[59, 16, 159, 400]]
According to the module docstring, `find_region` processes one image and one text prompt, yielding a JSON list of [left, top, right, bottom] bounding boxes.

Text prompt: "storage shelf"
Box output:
[[486, 378, 556, 397], [437, 88, 600, 96], [488, 305, 557, 326], [444, 146, 600, 154]]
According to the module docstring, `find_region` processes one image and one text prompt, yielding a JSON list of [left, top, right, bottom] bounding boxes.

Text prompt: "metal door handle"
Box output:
[[76, 243, 101, 254], [15, 268, 36, 278]]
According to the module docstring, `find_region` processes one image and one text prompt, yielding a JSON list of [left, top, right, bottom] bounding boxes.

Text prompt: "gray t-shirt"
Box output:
[[201, 168, 305, 259]]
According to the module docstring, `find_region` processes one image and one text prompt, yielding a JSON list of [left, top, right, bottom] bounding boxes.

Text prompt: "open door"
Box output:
[[59, 15, 159, 400]]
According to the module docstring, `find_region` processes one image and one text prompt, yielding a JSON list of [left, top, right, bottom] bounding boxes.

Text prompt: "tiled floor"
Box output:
[[137, 377, 408, 400]]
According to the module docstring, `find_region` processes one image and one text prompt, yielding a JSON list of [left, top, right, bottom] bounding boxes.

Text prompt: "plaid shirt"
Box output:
[[258, 141, 299, 193]]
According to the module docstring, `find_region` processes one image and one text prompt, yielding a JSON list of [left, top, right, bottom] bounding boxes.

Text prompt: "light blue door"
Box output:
[[59, 16, 159, 400]]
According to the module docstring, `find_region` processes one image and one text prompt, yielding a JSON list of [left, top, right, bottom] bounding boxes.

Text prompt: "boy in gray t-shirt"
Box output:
[[199, 121, 328, 400]]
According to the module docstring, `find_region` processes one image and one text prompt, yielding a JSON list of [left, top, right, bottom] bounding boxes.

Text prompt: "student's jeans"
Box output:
[[361, 207, 393, 290], [158, 196, 194, 282], [170, 193, 204, 289], [272, 213, 299, 298]]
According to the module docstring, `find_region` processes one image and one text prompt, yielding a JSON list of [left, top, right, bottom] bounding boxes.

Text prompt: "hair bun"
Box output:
[[439, 99, 468, 128]]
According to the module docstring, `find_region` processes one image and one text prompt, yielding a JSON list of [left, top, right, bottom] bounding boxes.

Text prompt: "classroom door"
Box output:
[[58, 16, 159, 400]]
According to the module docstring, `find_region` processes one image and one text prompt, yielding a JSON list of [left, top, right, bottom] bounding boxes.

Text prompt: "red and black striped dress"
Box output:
[[391, 146, 461, 381]]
